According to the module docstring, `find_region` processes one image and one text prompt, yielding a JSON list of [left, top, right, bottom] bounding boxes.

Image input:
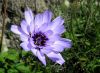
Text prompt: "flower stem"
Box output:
[[0, 0, 7, 52]]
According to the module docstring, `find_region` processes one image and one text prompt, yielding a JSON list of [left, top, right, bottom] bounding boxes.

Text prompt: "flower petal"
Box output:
[[51, 16, 64, 29], [29, 38, 36, 47], [35, 10, 52, 28], [38, 23, 53, 37], [37, 50, 46, 66], [41, 46, 52, 54], [52, 25, 65, 34], [39, 23, 48, 32], [35, 13, 43, 28], [44, 30, 53, 37], [48, 34, 60, 42], [20, 42, 31, 51], [11, 25, 22, 35], [50, 16, 65, 34], [31, 48, 38, 56], [20, 34, 29, 42], [42, 10, 52, 24], [24, 8, 33, 25], [46, 52, 65, 65], [30, 20, 35, 33], [21, 20, 29, 35], [54, 38, 72, 48], [51, 44, 65, 52]]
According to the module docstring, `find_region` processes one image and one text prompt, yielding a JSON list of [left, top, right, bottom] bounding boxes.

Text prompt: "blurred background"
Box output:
[[0, 0, 100, 73]]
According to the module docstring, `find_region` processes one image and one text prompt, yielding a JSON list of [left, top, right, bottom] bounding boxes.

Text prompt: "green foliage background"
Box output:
[[0, 0, 100, 73]]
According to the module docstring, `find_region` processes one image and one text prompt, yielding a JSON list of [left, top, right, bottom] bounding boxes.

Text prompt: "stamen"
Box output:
[[32, 32, 48, 47]]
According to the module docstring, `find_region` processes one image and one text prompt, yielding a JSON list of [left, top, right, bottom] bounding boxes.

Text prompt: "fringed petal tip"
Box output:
[[47, 52, 65, 65], [24, 7, 34, 25], [11, 25, 22, 35]]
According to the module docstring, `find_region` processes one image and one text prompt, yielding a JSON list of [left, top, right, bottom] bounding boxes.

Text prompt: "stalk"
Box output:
[[0, 0, 7, 52]]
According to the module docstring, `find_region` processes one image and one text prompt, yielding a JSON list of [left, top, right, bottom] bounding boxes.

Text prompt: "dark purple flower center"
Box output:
[[32, 32, 48, 46]]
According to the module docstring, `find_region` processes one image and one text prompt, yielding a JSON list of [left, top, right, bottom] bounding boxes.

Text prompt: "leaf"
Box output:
[[7, 68, 18, 73], [1, 49, 19, 61], [0, 52, 8, 61], [15, 63, 31, 73], [0, 68, 5, 73]]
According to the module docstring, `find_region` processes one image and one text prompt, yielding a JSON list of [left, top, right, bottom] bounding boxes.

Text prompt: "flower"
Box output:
[[11, 8, 72, 66]]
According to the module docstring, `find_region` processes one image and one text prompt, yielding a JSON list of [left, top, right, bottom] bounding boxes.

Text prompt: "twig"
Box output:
[[0, 0, 7, 52]]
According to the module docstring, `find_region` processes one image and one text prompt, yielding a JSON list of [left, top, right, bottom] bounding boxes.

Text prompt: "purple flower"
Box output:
[[11, 8, 72, 66]]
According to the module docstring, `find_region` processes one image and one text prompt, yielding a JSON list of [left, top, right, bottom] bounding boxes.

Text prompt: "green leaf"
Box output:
[[15, 63, 31, 73], [0, 49, 19, 61], [7, 68, 18, 73], [0, 52, 8, 61], [0, 68, 5, 73]]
